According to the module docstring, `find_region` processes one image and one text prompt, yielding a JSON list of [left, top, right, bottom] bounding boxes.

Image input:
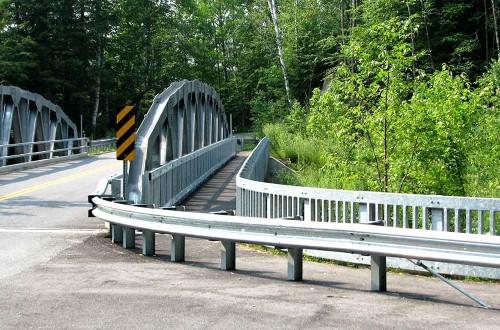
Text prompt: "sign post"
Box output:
[[116, 105, 136, 200]]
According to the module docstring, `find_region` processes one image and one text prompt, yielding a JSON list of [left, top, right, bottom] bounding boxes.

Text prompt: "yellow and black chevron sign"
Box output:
[[116, 105, 136, 161]]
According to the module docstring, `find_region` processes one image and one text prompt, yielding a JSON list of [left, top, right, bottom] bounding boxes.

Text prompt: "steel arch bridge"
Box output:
[[127, 80, 232, 203], [0, 85, 79, 166]]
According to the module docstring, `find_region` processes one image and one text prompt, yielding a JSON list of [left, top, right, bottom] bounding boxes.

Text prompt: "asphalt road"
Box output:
[[0, 153, 121, 280], [0, 153, 499, 329]]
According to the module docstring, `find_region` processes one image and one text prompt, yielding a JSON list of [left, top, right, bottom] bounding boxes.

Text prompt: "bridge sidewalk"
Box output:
[[182, 152, 249, 213]]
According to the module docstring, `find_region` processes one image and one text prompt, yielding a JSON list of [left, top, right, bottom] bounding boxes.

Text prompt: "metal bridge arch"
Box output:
[[128, 80, 231, 203], [0, 85, 79, 166]]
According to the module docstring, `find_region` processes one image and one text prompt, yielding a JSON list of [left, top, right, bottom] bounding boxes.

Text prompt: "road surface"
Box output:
[[0, 153, 499, 329]]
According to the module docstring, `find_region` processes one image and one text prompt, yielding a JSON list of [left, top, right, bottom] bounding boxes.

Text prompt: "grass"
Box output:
[[240, 243, 500, 283]]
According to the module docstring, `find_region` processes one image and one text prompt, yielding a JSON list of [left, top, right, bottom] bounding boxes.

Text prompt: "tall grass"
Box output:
[[263, 123, 325, 166]]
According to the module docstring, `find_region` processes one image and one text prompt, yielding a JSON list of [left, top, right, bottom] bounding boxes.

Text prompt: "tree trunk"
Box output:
[[267, 0, 292, 106], [419, 0, 434, 69], [91, 36, 102, 138], [404, 0, 416, 78], [491, 0, 500, 55], [485, 0, 490, 61], [294, 0, 299, 44]]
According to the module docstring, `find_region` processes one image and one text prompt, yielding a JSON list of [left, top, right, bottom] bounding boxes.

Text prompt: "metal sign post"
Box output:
[[116, 105, 136, 201], [123, 160, 128, 200]]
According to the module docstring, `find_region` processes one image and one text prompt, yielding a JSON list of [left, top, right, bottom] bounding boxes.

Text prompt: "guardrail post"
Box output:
[[171, 235, 185, 262], [142, 230, 155, 256], [371, 255, 387, 291], [360, 203, 387, 292], [431, 208, 444, 231], [123, 227, 135, 249], [111, 224, 123, 243], [287, 248, 303, 281], [221, 241, 236, 270]]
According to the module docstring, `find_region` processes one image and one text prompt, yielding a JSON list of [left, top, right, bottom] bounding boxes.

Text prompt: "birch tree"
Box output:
[[267, 0, 292, 105]]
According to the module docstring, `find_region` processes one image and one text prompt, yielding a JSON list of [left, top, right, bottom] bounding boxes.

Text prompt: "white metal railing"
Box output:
[[88, 138, 116, 154], [0, 137, 88, 166], [236, 138, 499, 236], [142, 137, 236, 207]]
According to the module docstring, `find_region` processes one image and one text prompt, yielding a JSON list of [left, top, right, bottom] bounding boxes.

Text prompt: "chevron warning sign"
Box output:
[[116, 105, 136, 161]]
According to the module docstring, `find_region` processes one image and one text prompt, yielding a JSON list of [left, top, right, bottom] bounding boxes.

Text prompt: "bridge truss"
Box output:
[[128, 80, 233, 204], [0, 85, 80, 166]]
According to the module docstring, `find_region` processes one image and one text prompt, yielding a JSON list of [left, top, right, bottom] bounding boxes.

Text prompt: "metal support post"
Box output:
[[142, 230, 155, 256], [360, 203, 387, 291], [122, 161, 128, 201], [171, 234, 185, 262], [111, 224, 123, 243], [123, 227, 135, 249], [431, 208, 444, 231], [111, 178, 122, 196], [371, 256, 387, 291], [359, 203, 375, 223], [303, 199, 311, 222], [220, 241, 236, 270], [287, 248, 303, 281], [230, 114, 233, 136]]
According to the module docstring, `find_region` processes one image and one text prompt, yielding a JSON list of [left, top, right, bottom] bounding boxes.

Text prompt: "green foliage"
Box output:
[[263, 123, 324, 166], [465, 61, 500, 198], [0, 0, 499, 198]]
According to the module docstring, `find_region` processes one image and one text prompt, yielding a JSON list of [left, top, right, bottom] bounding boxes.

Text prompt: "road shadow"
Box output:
[[0, 153, 115, 185], [0, 195, 90, 216]]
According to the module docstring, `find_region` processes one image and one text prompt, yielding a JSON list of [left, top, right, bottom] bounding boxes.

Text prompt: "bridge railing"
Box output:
[[87, 138, 116, 155], [142, 137, 236, 208], [0, 137, 87, 166], [237, 137, 499, 236]]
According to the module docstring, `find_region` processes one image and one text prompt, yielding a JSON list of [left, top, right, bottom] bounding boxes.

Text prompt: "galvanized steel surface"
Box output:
[[91, 197, 500, 269], [142, 137, 236, 208], [236, 138, 500, 236], [0, 85, 80, 166], [128, 80, 231, 203]]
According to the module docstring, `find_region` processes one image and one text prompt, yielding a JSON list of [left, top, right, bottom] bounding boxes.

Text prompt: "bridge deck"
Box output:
[[183, 151, 249, 213]]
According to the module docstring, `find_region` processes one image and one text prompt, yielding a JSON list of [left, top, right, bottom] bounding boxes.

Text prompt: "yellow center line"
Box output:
[[0, 162, 121, 202]]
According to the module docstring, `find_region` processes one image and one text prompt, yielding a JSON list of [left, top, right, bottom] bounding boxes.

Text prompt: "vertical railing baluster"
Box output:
[[412, 206, 418, 229], [466, 209, 472, 234], [443, 208, 449, 232], [490, 211, 496, 236], [403, 206, 408, 229], [478, 210, 484, 235], [455, 209, 461, 233], [384, 204, 389, 226]]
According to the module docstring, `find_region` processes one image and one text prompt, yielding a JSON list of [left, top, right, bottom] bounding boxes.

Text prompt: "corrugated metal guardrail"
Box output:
[[90, 197, 500, 296], [236, 137, 500, 279]]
